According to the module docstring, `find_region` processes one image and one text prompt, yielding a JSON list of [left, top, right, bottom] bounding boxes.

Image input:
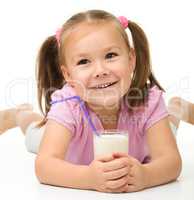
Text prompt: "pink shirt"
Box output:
[[47, 84, 168, 165]]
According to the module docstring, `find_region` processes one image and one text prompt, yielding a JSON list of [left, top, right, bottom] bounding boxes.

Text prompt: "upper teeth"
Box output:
[[94, 82, 113, 89]]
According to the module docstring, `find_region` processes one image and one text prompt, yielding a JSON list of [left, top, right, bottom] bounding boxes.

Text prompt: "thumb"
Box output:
[[112, 152, 129, 158], [96, 154, 114, 162]]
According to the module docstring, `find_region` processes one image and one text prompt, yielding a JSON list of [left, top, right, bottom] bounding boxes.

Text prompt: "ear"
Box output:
[[129, 48, 136, 71]]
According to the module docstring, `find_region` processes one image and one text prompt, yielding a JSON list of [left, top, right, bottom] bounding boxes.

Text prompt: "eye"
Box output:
[[105, 52, 118, 59], [77, 59, 89, 65]]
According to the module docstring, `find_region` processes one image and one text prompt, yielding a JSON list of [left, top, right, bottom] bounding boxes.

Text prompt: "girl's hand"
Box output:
[[88, 154, 130, 193], [113, 152, 148, 192]]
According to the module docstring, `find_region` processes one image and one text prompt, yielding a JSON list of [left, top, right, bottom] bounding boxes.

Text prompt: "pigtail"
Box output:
[[36, 36, 64, 118], [126, 20, 164, 107]]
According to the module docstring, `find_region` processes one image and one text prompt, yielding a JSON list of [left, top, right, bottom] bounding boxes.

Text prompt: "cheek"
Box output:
[[113, 57, 133, 75], [69, 70, 90, 97], [118, 65, 133, 93], [115, 64, 133, 80], [69, 68, 88, 85]]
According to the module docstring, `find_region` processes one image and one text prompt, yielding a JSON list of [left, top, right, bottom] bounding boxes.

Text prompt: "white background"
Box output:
[[0, 0, 194, 109], [0, 0, 194, 200]]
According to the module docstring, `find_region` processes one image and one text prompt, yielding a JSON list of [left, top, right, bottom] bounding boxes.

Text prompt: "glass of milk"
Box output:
[[93, 129, 128, 158]]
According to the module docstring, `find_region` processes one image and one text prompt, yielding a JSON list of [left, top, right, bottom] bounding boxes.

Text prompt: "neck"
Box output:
[[86, 101, 121, 127]]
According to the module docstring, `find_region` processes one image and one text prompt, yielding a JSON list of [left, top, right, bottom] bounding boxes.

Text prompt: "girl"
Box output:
[[0, 10, 182, 193]]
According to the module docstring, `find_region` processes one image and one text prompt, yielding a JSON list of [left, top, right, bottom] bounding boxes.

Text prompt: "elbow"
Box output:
[[35, 156, 48, 184], [173, 154, 182, 181]]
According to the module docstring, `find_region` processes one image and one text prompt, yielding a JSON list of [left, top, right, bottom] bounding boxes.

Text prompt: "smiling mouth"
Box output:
[[89, 81, 118, 89]]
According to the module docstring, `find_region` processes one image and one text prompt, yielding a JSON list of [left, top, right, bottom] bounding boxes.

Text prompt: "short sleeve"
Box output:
[[143, 86, 169, 131], [46, 87, 76, 136]]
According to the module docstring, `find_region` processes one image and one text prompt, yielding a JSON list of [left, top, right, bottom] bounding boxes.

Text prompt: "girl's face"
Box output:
[[61, 22, 135, 109]]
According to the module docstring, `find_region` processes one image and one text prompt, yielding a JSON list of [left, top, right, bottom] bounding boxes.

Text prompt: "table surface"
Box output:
[[0, 122, 194, 200]]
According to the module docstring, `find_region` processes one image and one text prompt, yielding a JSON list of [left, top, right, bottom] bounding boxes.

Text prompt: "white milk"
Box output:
[[93, 131, 128, 158]]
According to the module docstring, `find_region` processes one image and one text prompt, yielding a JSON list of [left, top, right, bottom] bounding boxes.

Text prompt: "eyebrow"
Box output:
[[72, 46, 121, 60], [102, 46, 121, 52]]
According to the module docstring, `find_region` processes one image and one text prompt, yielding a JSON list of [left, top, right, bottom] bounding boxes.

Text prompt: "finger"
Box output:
[[106, 175, 128, 189], [112, 152, 129, 158], [114, 153, 138, 163], [103, 157, 127, 172], [96, 154, 114, 162], [127, 175, 135, 185], [126, 184, 138, 192], [105, 184, 129, 193], [113, 153, 136, 166], [105, 166, 129, 180]]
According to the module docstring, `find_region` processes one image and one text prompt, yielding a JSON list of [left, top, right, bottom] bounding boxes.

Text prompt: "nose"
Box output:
[[93, 61, 110, 78]]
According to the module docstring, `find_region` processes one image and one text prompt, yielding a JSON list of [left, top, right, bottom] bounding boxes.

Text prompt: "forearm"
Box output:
[[143, 154, 182, 188], [35, 156, 91, 190], [188, 103, 194, 124]]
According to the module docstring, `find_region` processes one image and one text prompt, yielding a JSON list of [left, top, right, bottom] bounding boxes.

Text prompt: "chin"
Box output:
[[87, 96, 121, 109]]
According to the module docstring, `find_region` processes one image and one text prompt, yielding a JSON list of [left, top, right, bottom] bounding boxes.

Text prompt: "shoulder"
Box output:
[[132, 85, 164, 114], [146, 85, 164, 110], [50, 83, 81, 111], [50, 83, 77, 102], [142, 85, 168, 130], [47, 84, 83, 132]]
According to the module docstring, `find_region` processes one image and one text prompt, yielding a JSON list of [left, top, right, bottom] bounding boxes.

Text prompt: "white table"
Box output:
[[0, 122, 194, 200]]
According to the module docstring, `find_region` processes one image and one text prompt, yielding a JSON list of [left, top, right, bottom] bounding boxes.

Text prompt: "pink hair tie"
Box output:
[[55, 28, 62, 47], [118, 16, 128, 29]]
